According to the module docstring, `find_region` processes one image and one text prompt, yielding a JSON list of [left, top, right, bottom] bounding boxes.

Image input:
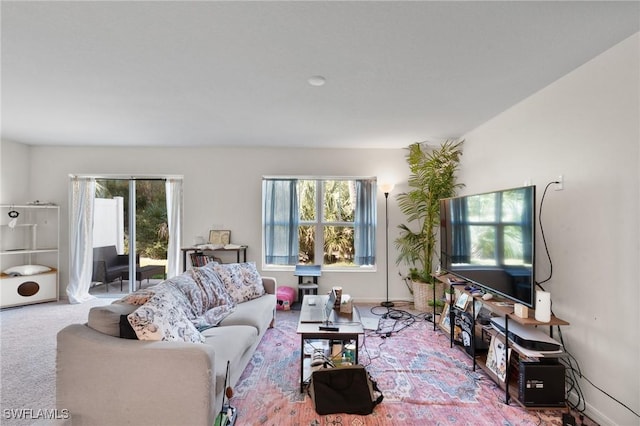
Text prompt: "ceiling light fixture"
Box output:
[[307, 75, 326, 87]]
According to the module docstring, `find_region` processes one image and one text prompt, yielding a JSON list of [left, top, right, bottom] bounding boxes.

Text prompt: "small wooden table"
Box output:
[[180, 246, 248, 271]]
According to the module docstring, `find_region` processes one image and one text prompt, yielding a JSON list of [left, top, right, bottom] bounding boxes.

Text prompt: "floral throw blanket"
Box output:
[[115, 262, 265, 343]]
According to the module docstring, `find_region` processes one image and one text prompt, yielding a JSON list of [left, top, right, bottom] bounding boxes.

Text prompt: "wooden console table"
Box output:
[[433, 273, 570, 410], [181, 246, 248, 271]]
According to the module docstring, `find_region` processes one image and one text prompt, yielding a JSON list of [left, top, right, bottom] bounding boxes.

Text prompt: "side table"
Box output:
[[298, 283, 318, 302]]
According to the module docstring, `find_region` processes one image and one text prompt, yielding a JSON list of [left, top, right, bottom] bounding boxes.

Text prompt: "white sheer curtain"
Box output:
[[67, 177, 96, 304], [166, 178, 182, 278]]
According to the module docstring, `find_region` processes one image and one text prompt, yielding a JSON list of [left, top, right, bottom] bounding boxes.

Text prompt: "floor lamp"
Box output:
[[380, 183, 394, 308]]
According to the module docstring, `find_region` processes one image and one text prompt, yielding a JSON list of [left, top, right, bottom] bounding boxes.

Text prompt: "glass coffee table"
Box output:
[[296, 294, 364, 392]]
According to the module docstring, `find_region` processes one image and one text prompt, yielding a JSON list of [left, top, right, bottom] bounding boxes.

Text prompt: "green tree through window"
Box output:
[[263, 177, 375, 269], [298, 180, 356, 266]]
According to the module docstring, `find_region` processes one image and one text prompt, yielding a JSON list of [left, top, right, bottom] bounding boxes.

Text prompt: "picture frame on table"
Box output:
[[440, 303, 451, 333], [209, 230, 231, 245], [454, 292, 470, 311]]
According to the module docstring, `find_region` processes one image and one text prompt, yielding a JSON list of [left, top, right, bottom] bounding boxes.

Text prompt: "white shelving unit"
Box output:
[[1, 204, 59, 308]]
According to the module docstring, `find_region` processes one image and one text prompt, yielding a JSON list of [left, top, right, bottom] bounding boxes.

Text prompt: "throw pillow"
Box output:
[[3, 264, 51, 276], [212, 262, 265, 304], [127, 287, 205, 343]]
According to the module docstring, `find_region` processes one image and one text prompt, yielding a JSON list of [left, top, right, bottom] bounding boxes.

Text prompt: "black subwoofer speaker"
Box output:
[[518, 361, 565, 407]]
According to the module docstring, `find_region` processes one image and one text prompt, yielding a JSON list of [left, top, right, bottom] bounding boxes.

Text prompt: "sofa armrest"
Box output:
[[57, 324, 216, 425], [262, 276, 277, 295]]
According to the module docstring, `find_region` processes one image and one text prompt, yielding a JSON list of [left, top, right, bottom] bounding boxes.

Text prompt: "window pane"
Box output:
[[470, 225, 496, 265], [298, 180, 316, 221], [501, 190, 524, 222], [467, 193, 496, 222], [263, 177, 374, 269], [298, 225, 315, 264], [323, 225, 354, 266], [503, 225, 525, 265], [323, 180, 354, 223]]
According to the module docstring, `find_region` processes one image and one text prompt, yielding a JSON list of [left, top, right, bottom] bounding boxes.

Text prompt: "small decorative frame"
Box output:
[[209, 230, 231, 245], [440, 303, 451, 333], [454, 292, 470, 311], [486, 335, 510, 382]]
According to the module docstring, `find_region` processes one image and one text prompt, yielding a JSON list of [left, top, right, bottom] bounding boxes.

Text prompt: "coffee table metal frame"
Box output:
[[296, 294, 364, 392]]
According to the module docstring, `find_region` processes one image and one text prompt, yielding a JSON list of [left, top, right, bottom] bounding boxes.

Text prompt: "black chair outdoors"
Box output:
[[92, 245, 139, 292]]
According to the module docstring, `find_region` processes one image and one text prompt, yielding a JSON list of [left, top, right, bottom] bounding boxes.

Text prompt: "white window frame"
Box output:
[[262, 175, 377, 273]]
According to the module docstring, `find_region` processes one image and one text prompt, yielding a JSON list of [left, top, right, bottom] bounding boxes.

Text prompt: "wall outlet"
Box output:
[[555, 175, 564, 191]]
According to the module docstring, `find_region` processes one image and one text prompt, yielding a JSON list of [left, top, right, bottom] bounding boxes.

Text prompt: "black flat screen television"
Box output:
[[440, 185, 536, 307]]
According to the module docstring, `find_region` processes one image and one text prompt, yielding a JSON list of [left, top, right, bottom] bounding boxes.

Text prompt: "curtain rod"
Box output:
[[263, 175, 376, 180], [69, 174, 183, 180]]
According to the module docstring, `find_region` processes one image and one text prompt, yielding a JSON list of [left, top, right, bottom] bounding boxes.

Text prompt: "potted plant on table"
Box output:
[[395, 139, 464, 312]]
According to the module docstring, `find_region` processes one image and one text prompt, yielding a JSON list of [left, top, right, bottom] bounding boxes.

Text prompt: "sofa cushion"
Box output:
[[201, 325, 258, 395], [218, 293, 277, 336], [213, 262, 265, 303], [128, 285, 205, 343], [88, 303, 138, 337]]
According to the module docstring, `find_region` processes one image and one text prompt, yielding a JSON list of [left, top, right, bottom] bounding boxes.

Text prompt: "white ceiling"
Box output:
[[1, 1, 638, 149]]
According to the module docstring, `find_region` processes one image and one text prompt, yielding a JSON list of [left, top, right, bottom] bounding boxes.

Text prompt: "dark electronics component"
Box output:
[[518, 361, 566, 407], [490, 317, 562, 352], [440, 185, 536, 308], [447, 277, 467, 285]]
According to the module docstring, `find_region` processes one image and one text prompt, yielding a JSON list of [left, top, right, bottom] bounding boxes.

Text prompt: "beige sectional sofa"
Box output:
[[56, 262, 277, 426]]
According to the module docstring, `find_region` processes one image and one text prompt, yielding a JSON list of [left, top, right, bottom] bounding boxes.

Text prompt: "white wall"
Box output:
[[461, 34, 639, 426], [0, 140, 30, 204], [16, 146, 409, 303]]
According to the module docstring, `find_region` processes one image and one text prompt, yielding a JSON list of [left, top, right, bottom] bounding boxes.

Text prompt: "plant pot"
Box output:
[[411, 280, 445, 313]]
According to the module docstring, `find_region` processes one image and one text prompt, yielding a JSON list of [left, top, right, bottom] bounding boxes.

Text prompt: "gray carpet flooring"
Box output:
[[0, 296, 118, 425]]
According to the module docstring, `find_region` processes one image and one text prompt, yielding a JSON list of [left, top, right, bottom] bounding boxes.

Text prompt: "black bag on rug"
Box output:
[[308, 365, 384, 415]]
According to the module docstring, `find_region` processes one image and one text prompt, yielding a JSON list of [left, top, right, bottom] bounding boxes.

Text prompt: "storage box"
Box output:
[[340, 294, 353, 314], [0, 270, 58, 308]]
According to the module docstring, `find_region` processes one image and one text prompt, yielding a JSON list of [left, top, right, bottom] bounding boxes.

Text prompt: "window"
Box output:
[[463, 189, 530, 267], [263, 177, 376, 270]]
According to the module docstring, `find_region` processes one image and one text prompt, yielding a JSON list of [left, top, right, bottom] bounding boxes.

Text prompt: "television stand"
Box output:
[[433, 273, 570, 410]]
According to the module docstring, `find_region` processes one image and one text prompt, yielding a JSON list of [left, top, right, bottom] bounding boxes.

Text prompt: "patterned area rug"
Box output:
[[232, 308, 568, 425]]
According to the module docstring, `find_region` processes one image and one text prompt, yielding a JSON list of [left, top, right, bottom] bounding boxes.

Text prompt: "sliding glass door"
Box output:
[[90, 178, 171, 294]]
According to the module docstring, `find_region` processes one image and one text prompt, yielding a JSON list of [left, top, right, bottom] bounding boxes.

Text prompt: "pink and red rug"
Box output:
[[232, 308, 569, 425]]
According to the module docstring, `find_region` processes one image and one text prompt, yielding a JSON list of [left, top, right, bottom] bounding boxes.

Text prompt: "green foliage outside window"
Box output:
[[297, 179, 356, 266], [96, 180, 168, 259]]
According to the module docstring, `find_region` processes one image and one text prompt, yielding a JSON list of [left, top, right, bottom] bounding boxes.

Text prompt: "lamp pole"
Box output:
[[381, 187, 393, 308]]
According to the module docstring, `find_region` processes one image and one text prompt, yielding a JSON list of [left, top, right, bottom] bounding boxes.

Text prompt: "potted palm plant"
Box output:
[[395, 139, 464, 312]]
